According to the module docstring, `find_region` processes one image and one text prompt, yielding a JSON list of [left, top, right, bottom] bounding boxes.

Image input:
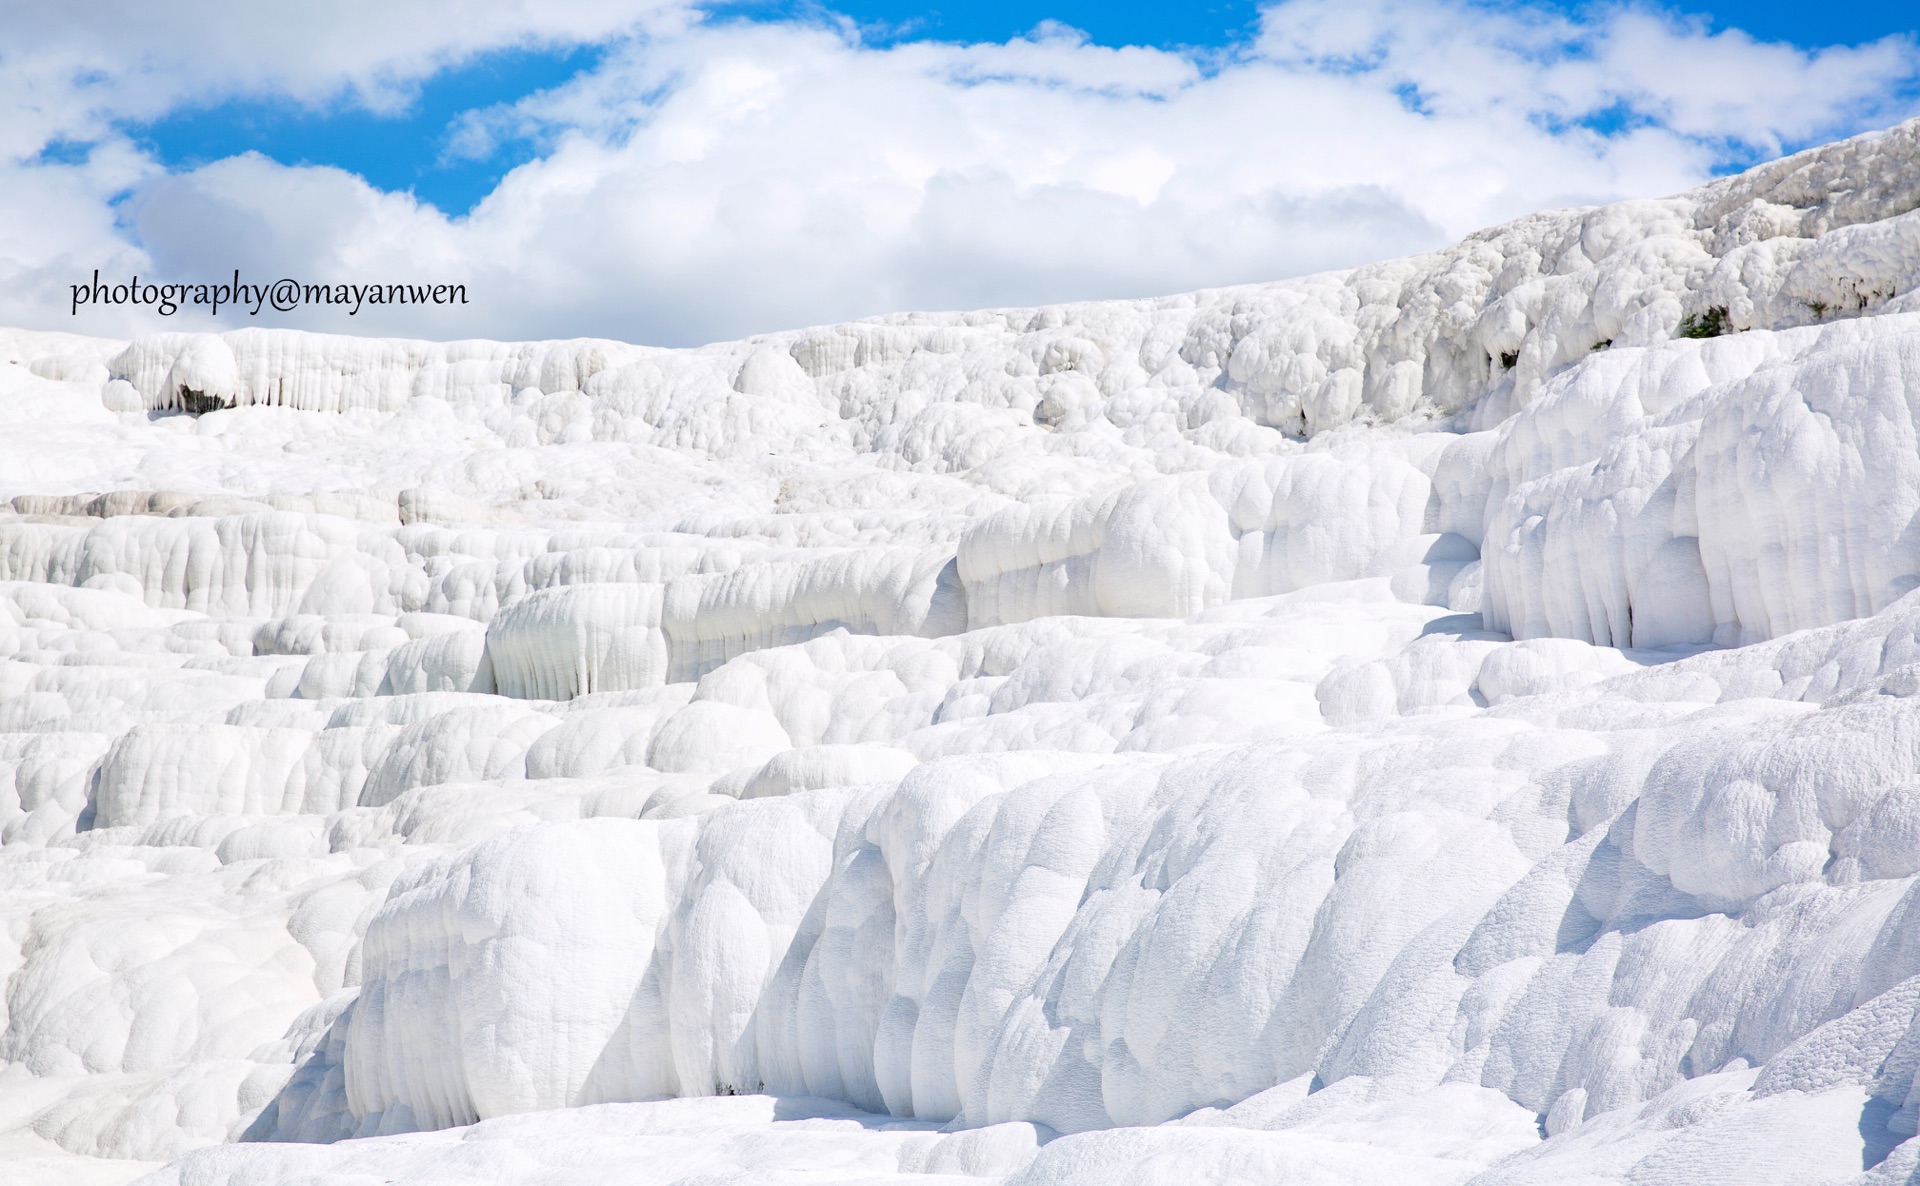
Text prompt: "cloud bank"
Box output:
[[3, 0, 1917, 345]]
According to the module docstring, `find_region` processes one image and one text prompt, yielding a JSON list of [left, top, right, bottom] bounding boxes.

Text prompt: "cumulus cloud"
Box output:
[[0, 0, 682, 336], [3, 0, 685, 127], [3, 0, 1917, 345], [1256, 1, 1917, 155]]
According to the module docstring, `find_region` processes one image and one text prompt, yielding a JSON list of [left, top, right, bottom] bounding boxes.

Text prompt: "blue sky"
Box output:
[[6, 0, 1919, 342], [126, 45, 609, 218], [126, 2, 1920, 218], [767, 1, 1916, 48]]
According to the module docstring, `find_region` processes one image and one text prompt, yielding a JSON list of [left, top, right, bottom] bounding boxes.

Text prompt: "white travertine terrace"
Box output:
[[3, 119, 1920, 1186]]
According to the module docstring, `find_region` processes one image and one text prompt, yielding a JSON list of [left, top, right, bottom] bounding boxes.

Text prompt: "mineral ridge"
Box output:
[[5, 119, 1920, 1186]]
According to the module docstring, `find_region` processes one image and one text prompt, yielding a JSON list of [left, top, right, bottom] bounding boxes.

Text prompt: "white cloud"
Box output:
[[0, 0, 683, 334], [3, 0, 1917, 345], [1255, 1, 1918, 154], [3, 0, 686, 130]]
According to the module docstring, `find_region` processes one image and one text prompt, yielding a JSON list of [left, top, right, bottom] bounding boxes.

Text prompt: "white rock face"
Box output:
[[3, 121, 1920, 1186]]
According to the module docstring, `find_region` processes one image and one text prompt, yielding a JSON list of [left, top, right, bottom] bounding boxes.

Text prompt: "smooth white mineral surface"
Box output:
[[4, 118, 1920, 1186]]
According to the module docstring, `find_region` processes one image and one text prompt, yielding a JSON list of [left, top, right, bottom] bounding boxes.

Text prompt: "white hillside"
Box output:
[[0, 119, 1918, 1186]]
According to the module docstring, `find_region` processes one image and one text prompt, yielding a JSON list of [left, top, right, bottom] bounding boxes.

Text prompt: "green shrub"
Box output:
[[1678, 307, 1730, 339]]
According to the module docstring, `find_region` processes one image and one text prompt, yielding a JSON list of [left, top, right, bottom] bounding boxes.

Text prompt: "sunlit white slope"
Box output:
[[0, 119, 1917, 1186]]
